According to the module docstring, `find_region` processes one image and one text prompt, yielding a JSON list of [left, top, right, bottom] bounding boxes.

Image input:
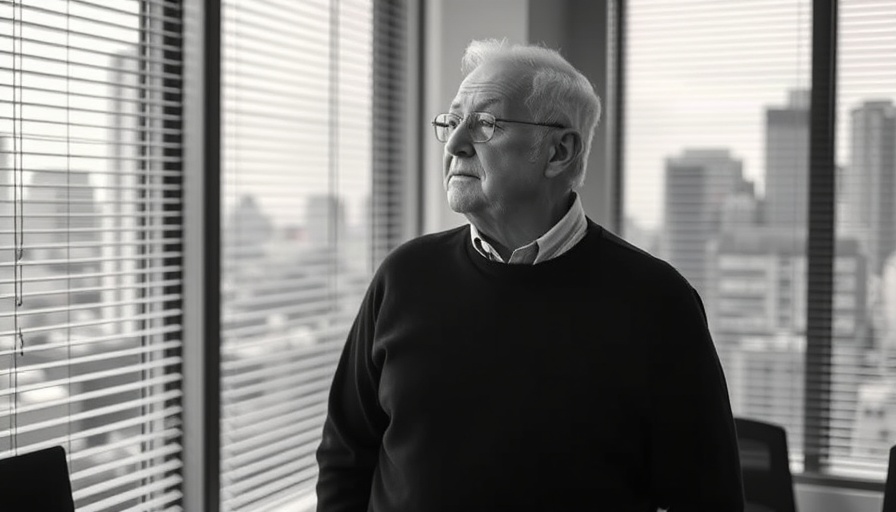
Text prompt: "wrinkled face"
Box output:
[[442, 59, 550, 218]]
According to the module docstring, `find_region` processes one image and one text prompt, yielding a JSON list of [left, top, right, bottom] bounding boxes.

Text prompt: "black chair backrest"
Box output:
[[0, 445, 76, 512], [735, 417, 798, 512], [884, 445, 896, 512]]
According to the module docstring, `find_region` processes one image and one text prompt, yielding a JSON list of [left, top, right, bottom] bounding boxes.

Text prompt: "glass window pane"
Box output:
[[624, 0, 811, 471], [831, 0, 896, 480], [0, 0, 184, 509], [219, 1, 406, 509]]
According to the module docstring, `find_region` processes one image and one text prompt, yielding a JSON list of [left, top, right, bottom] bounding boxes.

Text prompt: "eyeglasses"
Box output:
[[431, 112, 565, 143]]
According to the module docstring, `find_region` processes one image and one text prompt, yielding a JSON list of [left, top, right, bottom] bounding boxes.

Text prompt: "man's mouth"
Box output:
[[449, 172, 479, 179]]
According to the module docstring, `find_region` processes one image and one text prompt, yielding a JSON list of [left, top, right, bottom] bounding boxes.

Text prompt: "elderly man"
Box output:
[[316, 39, 744, 511]]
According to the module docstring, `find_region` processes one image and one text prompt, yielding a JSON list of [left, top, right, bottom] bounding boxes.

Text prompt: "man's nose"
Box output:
[[445, 123, 475, 158]]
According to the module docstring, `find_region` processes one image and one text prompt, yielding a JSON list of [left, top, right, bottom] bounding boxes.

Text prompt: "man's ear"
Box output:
[[544, 129, 583, 179]]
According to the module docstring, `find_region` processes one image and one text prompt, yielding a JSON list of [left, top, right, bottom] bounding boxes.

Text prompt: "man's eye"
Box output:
[[446, 118, 460, 128], [476, 118, 496, 129]]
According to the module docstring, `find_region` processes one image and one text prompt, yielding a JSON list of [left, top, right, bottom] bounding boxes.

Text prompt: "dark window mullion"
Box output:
[[612, 0, 626, 236], [804, 0, 838, 475], [204, 0, 222, 509], [371, 0, 408, 268]]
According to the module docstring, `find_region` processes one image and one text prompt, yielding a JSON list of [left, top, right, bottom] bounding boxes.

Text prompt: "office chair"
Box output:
[[0, 445, 76, 512], [734, 417, 798, 512], [883, 445, 896, 512]]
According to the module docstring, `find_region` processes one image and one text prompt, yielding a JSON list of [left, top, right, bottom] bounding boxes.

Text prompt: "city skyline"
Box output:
[[657, 89, 896, 465], [626, 0, 896, 231]]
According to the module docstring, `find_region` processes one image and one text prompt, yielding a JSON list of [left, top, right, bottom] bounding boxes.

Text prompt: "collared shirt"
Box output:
[[469, 193, 587, 264]]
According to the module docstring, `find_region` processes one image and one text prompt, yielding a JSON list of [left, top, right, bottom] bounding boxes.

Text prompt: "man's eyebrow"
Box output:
[[449, 97, 502, 112]]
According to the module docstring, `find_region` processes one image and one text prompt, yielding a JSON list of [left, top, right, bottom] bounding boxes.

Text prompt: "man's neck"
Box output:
[[468, 193, 575, 260]]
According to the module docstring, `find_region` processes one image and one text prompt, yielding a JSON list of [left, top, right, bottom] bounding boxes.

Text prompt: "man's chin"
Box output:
[[446, 190, 481, 214]]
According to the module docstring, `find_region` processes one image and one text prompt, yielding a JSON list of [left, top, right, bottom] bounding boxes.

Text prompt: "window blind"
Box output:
[[830, 0, 896, 479], [623, 0, 814, 472], [220, 1, 407, 510], [0, 0, 184, 510], [624, 0, 896, 482]]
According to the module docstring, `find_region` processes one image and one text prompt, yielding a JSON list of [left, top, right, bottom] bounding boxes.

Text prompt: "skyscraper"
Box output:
[[710, 230, 867, 455], [709, 228, 866, 343], [852, 378, 896, 460], [765, 89, 810, 229], [664, 148, 745, 295], [841, 100, 896, 277]]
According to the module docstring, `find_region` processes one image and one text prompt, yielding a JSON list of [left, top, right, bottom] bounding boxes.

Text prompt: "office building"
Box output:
[[729, 333, 806, 454], [852, 378, 896, 461], [765, 90, 810, 229], [841, 100, 896, 277], [709, 228, 866, 347], [664, 149, 746, 295], [711, 229, 868, 457]]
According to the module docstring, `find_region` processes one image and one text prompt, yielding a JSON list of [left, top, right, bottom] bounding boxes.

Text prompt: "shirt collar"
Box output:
[[469, 193, 587, 265]]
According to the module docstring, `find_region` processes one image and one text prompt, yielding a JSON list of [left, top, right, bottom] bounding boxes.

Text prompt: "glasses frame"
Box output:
[[431, 111, 566, 143]]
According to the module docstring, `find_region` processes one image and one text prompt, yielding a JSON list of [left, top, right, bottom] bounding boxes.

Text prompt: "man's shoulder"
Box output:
[[377, 225, 468, 274], [590, 222, 691, 291]]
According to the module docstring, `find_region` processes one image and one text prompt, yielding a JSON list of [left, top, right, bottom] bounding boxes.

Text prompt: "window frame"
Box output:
[[179, 1, 421, 510], [2, 0, 189, 507], [613, 0, 886, 492], [181, 0, 219, 510]]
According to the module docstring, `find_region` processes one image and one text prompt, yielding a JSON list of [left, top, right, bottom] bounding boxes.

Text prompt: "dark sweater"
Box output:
[[316, 220, 744, 511]]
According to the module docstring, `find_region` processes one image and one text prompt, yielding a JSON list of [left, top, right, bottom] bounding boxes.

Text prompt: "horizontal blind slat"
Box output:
[[0, 405, 183, 458], [0, 357, 182, 399]]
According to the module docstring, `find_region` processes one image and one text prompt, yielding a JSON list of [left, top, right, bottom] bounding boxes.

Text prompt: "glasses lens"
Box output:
[[434, 113, 462, 142], [469, 113, 495, 142], [432, 113, 495, 143]]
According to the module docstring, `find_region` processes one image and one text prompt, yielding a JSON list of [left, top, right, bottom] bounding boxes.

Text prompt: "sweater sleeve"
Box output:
[[315, 281, 388, 512], [646, 281, 745, 511]]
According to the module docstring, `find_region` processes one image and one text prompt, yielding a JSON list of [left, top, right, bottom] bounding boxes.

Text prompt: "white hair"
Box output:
[[461, 39, 602, 189]]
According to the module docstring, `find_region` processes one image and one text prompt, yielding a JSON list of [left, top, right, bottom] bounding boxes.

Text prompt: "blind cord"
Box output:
[[66, 0, 73, 474], [10, 0, 25, 456], [328, 0, 341, 325]]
